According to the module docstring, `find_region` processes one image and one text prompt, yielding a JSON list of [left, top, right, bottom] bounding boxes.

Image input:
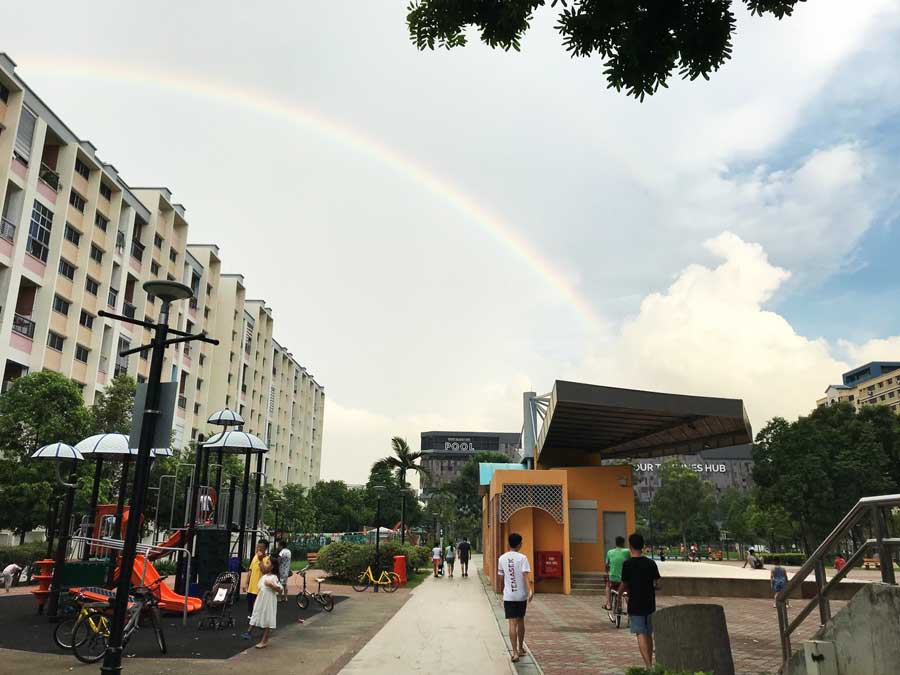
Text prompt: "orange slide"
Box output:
[[147, 530, 185, 561], [118, 555, 203, 613]]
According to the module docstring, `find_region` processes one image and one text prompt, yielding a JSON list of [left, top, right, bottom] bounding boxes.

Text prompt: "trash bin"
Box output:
[[393, 555, 407, 585]]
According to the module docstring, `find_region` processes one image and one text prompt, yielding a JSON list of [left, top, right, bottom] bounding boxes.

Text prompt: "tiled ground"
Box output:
[[520, 593, 842, 675]]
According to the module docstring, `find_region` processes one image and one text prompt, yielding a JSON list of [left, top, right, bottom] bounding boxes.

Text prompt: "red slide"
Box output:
[[147, 530, 185, 561], [125, 555, 203, 613]]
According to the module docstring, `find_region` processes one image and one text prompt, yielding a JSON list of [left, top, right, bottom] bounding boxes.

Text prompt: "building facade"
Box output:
[[623, 444, 755, 504], [0, 54, 324, 488], [817, 362, 900, 413], [420, 430, 521, 498]]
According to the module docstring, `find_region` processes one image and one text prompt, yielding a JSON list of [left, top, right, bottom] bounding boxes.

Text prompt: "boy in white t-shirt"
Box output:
[[498, 532, 533, 663]]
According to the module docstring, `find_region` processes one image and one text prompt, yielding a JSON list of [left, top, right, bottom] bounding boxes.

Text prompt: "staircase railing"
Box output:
[[777, 493, 900, 668]]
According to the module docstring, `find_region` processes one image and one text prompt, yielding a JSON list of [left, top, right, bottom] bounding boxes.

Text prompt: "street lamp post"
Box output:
[[99, 280, 217, 675], [372, 485, 385, 592]]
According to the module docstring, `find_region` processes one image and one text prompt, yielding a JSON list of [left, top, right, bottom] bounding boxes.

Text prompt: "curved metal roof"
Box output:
[[535, 380, 752, 467]]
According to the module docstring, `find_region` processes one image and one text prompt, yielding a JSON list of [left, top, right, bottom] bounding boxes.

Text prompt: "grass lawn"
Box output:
[[291, 559, 309, 571]]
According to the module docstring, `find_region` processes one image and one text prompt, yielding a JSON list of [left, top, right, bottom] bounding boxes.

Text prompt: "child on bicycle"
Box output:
[[245, 559, 282, 648], [603, 536, 629, 611]]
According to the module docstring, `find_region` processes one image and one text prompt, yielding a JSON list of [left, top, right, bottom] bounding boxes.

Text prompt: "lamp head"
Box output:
[[143, 280, 192, 304]]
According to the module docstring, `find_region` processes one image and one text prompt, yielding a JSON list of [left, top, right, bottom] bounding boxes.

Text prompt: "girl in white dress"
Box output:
[[248, 559, 282, 648]]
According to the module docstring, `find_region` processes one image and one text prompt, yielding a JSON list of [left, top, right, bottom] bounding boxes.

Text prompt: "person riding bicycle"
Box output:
[[603, 536, 630, 611]]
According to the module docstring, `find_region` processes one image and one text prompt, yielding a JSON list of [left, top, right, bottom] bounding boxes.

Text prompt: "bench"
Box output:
[[306, 552, 318, 567], [863, 557, 880, 569]]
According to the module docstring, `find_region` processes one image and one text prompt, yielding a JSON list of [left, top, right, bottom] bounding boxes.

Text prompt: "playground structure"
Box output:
[[29, 408, 272, 626]]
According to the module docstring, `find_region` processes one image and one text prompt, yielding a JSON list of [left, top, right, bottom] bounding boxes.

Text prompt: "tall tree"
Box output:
[[407, 0, 804, 99], [442, 451, 513, 544], [309, 480, 369, 532], [90, 374, 136, 434], [651, 460, 717, 547], [0, 372, 91, 542]]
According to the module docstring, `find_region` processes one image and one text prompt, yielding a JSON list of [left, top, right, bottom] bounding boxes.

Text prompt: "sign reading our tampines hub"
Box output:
[[634, 462, 728, 473]]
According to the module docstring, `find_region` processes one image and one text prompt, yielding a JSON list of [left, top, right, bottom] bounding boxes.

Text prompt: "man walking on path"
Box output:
[[498, 532, 533, 663], [457, 537, 471, 577], [603, 535, 630, 611], [620, 532, 660, 669]]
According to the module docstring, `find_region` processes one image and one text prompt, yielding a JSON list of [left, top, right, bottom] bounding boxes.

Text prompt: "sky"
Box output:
[[4, 1, 900, 485]]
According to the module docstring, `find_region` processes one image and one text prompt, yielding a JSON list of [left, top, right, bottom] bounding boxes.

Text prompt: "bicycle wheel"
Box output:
[[151, 609, 167, 654], [383, 572, 401, 593], [318, 593, 334, 612], [296, 591, 310, 609], [72, 611, 110, 664], [351, 574, 370, 592], [53, 616, 79, 650], [614, 605, 622, 629]]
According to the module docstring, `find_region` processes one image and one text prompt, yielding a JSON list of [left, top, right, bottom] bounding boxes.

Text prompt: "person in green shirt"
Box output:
[[603, 536, 630, 611]]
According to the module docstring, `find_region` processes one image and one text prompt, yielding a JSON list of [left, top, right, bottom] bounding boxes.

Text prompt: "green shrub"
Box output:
[[0, 542, 51, 583], [761, 552, 807, 566], [317, 541, 432, 581], [153, 559, 178, 576]]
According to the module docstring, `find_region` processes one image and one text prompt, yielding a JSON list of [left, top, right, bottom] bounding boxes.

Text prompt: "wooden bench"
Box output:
[[306, 552, 318, 567], [863, 557, 880, 569]]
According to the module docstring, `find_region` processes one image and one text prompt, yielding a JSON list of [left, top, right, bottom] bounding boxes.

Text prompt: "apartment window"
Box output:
[[74, 158, 91, 179], [58, 258, 76, 280], [15, 107, 37, 161], [90, 244, 104, 263], [99, 182, 112, 201], [79, 310, 94, 329], [75, 344, 90, 363], [27, 201, 53, 263], [194, 403, 201, 415], [169, 249, 178, 263], [140, 348, 148, 361], [52, 294, 71, 316], [47, 331, 65, 351], [85, 276, 100, 295], [64, 223, 82, 245], [137, 374, 147, 383], [197, 378, 204, 391], [69, 190, 86, 212], [147, 292, 156, 305], [0, 82, 8, 103], [150, 261, 160, 275], [154, 233, 163, 249], [94, 212, 109, 232], [203, 307, 210, 319], [199, 354, 205, 366]]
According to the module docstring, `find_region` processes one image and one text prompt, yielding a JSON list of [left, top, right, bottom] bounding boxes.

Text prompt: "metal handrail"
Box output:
[[777, 494, 900, 666], [38, 162, 61, 191], [0, 216, 15, 242]]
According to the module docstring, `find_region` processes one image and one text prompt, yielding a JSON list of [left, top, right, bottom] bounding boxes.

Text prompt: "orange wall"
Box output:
[[563, 466, 635, 573]]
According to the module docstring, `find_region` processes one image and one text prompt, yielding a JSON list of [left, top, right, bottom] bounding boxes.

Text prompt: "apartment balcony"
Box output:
[[0, 217, 15, 242], [123, 302, 136, 319], [98, 355, 108, 374], [115, 231, 126, 256], [38, 163, 61, 194], [108, 287, 119, 309], [131, 240, 145, 262], [11, 313, 35, 339], [178, 394, 187, 409]]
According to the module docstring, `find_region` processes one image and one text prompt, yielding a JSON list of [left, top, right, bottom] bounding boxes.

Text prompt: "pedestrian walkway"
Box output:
[[340, 555, 514, 674]]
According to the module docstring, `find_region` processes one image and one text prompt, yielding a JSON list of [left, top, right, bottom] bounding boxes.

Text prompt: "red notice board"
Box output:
[[537, 550, 563, 579]]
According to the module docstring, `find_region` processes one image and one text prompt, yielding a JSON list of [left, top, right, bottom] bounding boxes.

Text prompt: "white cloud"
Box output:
[[579, 233, 894, 428]]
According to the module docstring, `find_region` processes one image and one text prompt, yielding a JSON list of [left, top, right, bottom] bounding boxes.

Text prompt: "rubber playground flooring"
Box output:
[[0, 592, 347, 660]]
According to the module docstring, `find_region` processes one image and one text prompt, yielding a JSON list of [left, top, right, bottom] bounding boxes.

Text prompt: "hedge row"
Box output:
[[760, 552, 807, 565], [316, 541, 431, 581], [0, 542, 50, 582]]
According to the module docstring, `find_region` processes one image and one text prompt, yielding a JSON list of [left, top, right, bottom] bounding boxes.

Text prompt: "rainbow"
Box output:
[[20, 56, 604, 330]]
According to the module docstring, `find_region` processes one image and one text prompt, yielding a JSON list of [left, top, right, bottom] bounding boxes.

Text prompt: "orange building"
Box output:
[[482, 380, 751, 595]]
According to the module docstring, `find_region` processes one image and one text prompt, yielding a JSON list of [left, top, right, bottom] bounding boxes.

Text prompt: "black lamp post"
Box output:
[[99, 280, 217, 674], [372, 485, 385, 592], [31, 443, 85, 620]]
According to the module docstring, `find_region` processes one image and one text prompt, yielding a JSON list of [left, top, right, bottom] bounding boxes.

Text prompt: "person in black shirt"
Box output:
[[457, 538, 472, 577], [619, 532, 661, 668]]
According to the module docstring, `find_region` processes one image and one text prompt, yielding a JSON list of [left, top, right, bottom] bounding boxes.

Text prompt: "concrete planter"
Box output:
[[654, 603, 735, 675]]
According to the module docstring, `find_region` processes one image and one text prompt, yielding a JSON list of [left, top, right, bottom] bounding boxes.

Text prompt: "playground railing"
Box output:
[[70, 535, 193, 625]]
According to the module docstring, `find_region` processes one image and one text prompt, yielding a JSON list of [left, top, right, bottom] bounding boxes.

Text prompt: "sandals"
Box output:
[[511, 652, 520, 663], [255, 643, 268, 649]]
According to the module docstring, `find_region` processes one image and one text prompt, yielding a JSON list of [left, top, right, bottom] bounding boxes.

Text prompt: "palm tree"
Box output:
[[372, 437, 428, 543]]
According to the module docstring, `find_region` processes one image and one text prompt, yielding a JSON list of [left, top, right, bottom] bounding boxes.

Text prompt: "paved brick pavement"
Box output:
[[517, 593, 842, 675]]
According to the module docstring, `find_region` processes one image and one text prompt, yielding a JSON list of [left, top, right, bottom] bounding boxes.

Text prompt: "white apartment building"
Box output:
[[0, 54, 323, 488]]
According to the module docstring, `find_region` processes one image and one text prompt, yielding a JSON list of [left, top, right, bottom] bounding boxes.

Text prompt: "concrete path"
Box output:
[[340, 555, 514, 675]]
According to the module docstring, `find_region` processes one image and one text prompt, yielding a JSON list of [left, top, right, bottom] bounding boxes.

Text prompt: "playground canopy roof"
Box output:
[[535, 380, 752, 467]]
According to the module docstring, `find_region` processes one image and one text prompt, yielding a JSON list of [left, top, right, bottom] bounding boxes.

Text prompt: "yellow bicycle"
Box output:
[[352, 566, 401, 593], [53, 594, 111, 650]]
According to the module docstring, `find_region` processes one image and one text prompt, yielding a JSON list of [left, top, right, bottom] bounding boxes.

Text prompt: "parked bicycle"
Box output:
[[71, 576, 168, 664], [295, 569, 334, 611], [608, 587, 629, 629], [352, 565, 400, 593], [54, 592, 112, 650]]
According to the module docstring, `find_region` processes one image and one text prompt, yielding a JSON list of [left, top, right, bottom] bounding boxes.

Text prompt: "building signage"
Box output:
[[634, 462, 728, 473], [444, 437, 476, 451]]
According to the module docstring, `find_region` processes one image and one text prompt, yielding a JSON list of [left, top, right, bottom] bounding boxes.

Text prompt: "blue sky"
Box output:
[[3, 1, 900, 483]]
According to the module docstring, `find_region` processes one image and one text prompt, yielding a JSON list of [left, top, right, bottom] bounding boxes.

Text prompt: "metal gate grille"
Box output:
[[499, 484, 564, 524]]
